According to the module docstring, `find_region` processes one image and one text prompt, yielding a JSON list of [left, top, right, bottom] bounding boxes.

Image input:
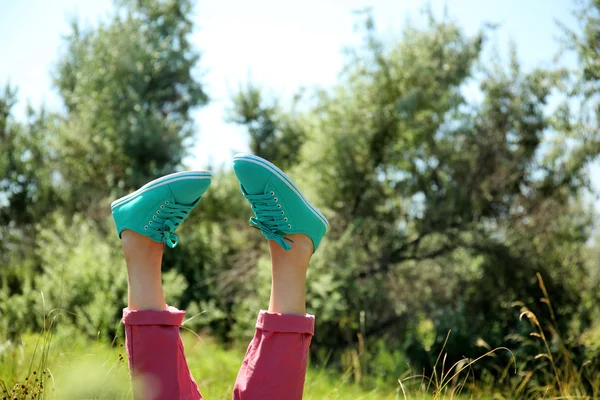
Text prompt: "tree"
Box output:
[[227, 13, 599, 382], [53, 0, 208, 214], [0, 0, 209, 338], [0, 85, 58, 297], [228, 82, 307, 169]]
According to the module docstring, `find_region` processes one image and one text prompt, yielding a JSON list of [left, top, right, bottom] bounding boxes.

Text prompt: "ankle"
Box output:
[[267, 234, 311, 315], [122, 230, 166, 311], [122, 230, 163, 267], [269, 234, 314, 261]]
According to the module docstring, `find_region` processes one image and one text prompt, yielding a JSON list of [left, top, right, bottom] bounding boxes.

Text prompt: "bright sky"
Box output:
[[2, 0, 596, 195]]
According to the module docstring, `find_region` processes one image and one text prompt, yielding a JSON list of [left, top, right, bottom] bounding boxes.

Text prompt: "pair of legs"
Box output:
[[122, 230, 315, 399], [112, 154, 329, 399]]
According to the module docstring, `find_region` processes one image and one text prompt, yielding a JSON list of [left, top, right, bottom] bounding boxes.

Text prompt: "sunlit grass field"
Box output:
[[2, 278, 598, 399], [1, 332, 410, 400], [4, 328, 597, 400]]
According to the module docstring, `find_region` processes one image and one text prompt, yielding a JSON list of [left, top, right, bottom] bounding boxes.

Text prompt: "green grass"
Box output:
[[3, 275, 598, 400], [1, 331, 407, 400], [5, 326, 594, 400]]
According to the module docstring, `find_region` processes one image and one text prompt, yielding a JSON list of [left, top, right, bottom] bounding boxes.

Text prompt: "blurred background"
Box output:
[[1, 0, 600, 398]]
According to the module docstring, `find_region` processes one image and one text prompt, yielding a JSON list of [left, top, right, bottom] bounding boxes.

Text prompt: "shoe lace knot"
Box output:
[[243, 190, 293, 250], [144, 200, 196, 248]]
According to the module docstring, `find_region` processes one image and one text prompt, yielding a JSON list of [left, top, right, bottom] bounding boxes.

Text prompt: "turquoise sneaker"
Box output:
[[111, 171, 212, 248], [233, 153, 328, 252]]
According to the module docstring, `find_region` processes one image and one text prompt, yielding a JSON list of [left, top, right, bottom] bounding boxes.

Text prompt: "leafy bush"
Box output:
[[1, 214, 188, 342]]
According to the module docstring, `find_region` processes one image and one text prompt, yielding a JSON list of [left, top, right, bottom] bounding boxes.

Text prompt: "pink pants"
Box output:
[[123, 306, 314, 400]]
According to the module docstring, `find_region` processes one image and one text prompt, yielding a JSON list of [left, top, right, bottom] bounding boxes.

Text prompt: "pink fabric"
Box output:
[[123, 307, 314, 400], [233, 311, 315, 400], [123, 306, 203, 400]]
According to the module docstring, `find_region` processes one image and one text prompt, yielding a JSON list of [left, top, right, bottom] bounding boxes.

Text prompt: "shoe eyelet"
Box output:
[[277, 204, 281, 208], [165, 200, 169, 204], [270, 191, 275, 196], [157, 210, 161, 214], [144, 226, 148, 230], [288, 224, 292, 229], [281, 211, 285, 215], [274, 197, 278, 202], [153, 215, 156, 220], [149, 221, 153, 225], [160, 205, 164, 209], [284, 217, 288, 222]]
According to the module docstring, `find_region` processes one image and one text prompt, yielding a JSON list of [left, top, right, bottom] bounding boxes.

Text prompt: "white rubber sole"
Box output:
[[110, 171, 212, 210]]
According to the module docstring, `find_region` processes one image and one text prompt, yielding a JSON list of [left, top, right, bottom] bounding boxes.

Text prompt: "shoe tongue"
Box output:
[[171, 192, 200, 206], [240, 182, 265, 196]]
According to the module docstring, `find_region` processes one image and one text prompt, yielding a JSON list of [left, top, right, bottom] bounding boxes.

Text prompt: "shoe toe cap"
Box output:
[[169, 178, 211, 205], [233, 160, 271, 195]]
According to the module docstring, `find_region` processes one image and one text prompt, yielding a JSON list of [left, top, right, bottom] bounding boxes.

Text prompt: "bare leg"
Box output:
[[268, 234, 314, 315], [122, 231, 167, 311], [233, 234, 315, 400], [121, 230, 202, 400]]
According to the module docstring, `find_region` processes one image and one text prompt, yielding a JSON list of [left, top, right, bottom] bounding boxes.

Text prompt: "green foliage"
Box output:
[[228, 82, 307, 169], [1, 333, 403, 400], [224, 9, 600, 394], [54, 0, 207, 212], [0, 84, 56, 228], [2, 0, 600, 397], [32, 215, 127, 339], [0, 85, 58, 312], [1, 0, 207, 338]]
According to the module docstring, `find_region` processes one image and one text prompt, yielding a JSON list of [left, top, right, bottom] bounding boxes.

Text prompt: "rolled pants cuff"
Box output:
[[233, 310, 315, 400], [122, 306, 202, 400]]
